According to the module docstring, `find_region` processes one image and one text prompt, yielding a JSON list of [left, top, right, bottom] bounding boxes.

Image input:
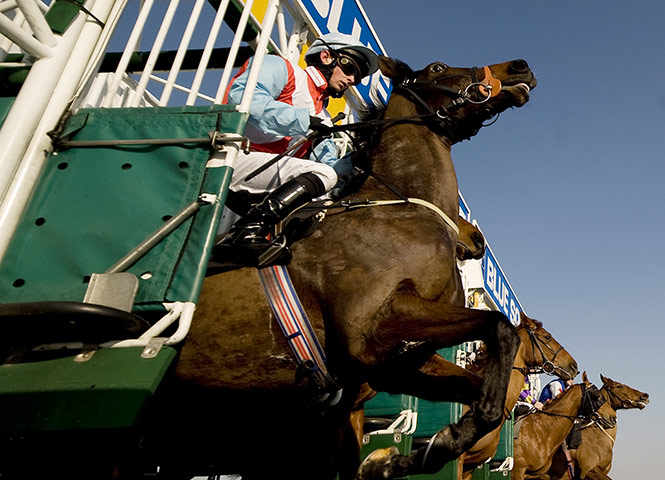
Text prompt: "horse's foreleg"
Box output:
[[356, 294, 519, 479]]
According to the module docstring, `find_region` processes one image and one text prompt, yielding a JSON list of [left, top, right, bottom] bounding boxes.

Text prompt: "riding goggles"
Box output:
[[335, 54, 362, 84]]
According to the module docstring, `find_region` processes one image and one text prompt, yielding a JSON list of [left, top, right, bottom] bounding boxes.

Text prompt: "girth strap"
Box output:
[[258, 265, 342, 405]]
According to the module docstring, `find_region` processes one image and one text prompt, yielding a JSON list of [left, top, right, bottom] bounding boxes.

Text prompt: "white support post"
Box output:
[[129, 0, 180, 107], [213, 0, 255, 104], [0, 9, 51, 58], [185, 0, 230, 105], [237, 0, 280, 113], [158, 0, 205, 106], [15, 0, 56, 47], [102, 0, 155, 108]]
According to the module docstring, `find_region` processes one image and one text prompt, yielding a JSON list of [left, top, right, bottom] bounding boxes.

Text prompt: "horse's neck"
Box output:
[[505, 334, 530, 408], [367, 95, 458, 212], [600, 387, 621, 412], [546, 385, 582, 417], [533, 386, 583, 445]]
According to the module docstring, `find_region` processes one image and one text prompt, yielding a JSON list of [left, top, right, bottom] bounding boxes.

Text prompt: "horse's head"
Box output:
[[378, 56, 537, 143], [579, 372, 617, 428], [517, 311, 578, 380], [456, 216, 485, 260], [600, 374, 650, 410]]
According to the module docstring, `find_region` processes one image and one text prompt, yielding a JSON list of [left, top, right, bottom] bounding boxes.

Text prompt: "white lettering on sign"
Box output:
[[311, 0, 330, 17]]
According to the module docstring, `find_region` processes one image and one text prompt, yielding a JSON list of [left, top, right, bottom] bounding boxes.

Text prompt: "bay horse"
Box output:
[[152, 56, 537, 480], [511, 373, 614, 480], [457, 312, 578, 480], [545, 375, 649, 480]]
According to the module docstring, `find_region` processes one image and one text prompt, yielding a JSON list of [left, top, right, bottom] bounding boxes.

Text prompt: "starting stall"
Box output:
[[0, 0, 526, 478]]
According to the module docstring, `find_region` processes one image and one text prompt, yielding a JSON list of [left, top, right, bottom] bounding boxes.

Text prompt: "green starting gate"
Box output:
[[0, 0, 520, 478]]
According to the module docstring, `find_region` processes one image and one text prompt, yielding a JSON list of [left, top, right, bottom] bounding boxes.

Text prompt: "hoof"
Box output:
[[356, 446, 399, 480]]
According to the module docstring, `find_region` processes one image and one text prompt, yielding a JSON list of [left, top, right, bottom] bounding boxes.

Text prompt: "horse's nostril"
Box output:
[[510, 59, 529, 73]]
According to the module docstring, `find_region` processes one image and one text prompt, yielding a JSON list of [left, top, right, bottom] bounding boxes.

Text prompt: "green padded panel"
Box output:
[[413, 346, 464, 437], [408, 460, 459, 480], [0, 106, 246, 308], [364, 392, 418, 418], [0, 97, 15, 127], [0, 346, 176, 432]]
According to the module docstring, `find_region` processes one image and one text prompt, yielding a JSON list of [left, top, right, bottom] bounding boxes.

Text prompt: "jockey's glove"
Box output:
[[309, 116, 334, 138]]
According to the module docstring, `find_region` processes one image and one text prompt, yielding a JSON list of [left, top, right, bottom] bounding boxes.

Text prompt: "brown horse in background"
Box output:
[[457, 312, 578, 480], [545, 375, 649, 480], [150, 56, 537, 480], [512, 373, 614, 480]]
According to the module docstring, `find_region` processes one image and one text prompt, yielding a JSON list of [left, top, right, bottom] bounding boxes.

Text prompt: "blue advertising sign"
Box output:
[[482, 245, 523, 324], [296, 0, 392, 105]]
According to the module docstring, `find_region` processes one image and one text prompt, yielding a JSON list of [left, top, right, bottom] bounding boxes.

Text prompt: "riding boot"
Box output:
[[213, 176, 319, 267]]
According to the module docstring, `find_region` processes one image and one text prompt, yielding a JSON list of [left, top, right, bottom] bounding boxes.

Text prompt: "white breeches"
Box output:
[[229, 151, 338, 195]]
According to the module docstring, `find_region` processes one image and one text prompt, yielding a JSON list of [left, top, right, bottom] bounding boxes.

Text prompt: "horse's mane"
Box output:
[[353, 57, 412, 155], [516, 317, 543, 331]]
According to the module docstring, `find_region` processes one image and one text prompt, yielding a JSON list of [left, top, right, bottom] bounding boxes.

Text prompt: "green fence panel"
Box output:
[[0, 105, 246, 308]]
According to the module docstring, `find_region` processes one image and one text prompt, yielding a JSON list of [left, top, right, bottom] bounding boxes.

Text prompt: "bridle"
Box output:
[[535, 383, 615, 429], [513, 326, 569, 377], [394, 65, 502, 141], [323, 65, 503, 143], [603, 385, 642, 410]]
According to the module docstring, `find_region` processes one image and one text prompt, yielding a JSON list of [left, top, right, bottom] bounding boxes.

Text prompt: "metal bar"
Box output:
[[237, 0, 280, 112], [0, 9, 51, 58], [130, 0, 181, 107], [148, 73, 216, 104], [0, 6, 25, 61], [158, 0, 205, 105], [213, 0, 255, 104], [102, 0, 155, 107], [56, 133, 247, 148], [185, 0, 229, 105], [276, 3, 288, 53], [16, 0, 57, 47], [106, 201, 200, 274]]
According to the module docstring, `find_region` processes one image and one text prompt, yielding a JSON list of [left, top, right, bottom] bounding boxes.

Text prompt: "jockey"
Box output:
[[213, 33, 379, 267], [539, 378, 574, 404], [514, 374, 544, 417]]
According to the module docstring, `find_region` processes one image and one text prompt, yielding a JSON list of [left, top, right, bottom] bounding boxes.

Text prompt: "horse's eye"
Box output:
[[431, 63, 447, 73], [544, 335, 551, 341]]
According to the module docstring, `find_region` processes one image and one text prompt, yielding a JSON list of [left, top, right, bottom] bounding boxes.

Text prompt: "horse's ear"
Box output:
[[582, 371, 589, 383], [600, 374, 612, 385], [378, 56, 413, 82], [519, 311, 530, 325]]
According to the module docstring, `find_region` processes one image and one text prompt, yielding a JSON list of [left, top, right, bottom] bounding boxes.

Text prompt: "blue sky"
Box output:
[[362, 1, 663, 477]]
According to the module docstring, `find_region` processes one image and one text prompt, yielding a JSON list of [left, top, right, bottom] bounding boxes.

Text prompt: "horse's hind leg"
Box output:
[[356, 294, 519, 479]]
